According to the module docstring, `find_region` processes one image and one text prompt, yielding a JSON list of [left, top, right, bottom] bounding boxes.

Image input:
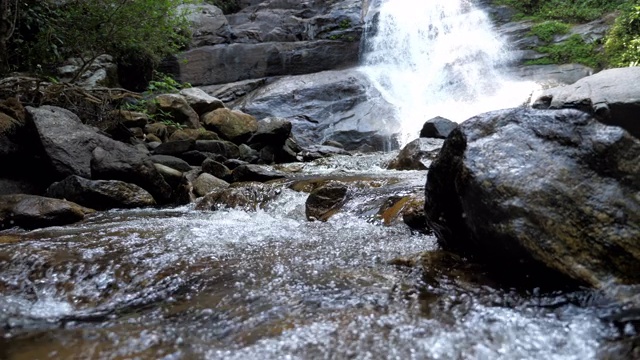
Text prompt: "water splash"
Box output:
[[360, 0, 539, 145]]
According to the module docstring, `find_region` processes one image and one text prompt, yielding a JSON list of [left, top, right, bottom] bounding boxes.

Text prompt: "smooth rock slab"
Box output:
[[425, 107, 640, 288]]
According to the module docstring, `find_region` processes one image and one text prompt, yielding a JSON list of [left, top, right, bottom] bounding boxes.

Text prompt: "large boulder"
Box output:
[[150, 94, 201, 129], [234, 69, 398, 151], [533, 67, 640, 138], [27, 105, 107, 179], [201, 108, 258, 144], [0, 194, 94, 230], [46, 175, 156, 210], [424, 107, 640, 288], [90, 142, 173, 204]]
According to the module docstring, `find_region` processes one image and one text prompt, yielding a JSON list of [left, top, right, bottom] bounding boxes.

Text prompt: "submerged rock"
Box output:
[[195, 181, 282, 211], [424, 107, 640, 288], [305, 182, 348, 221]]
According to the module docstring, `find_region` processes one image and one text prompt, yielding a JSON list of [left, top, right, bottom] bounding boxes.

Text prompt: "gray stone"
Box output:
[[424, 107, 640, 288], [46, 175, 156, 210], [532, 67, 640, 138]]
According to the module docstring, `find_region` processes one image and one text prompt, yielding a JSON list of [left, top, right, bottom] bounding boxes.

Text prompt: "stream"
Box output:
[[0, 153, 633, 359]]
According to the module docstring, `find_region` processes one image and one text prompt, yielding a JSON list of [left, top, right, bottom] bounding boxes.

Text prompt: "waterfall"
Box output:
[[360, 0, 538, 145]]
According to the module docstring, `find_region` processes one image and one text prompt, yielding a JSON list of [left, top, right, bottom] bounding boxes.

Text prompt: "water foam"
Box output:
[[360, 0, 539, 145]]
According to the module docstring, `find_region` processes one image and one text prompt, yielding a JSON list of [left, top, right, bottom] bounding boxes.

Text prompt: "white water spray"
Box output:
[[360, 0, 538, 145]]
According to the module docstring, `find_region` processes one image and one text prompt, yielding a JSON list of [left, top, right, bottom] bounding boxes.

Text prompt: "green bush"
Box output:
[[3, 0, 195, 80], [529, 21, 571, 42], [496, 0, 624, 22], [605, 2, 640, 67]]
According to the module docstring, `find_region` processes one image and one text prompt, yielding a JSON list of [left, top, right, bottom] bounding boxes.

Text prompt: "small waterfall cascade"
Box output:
[[360, 0, 538, 145]]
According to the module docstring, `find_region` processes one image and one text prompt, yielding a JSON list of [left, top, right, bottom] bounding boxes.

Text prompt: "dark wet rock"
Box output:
[[0, 194, 94, 230], [387, 138, 445, 171], [46, 175, 156, 210], [154, 163, 183, 188], [232, 164, 287, 183], [150, 155, 193, 172], [224, 159, 248, 170], [424, 107, 640, 288], [420, 117, 458, 139], [234, 69, 398, 151], [300, 145, 351, 162], [174, 168, 200, 205], [0, 178, 44, 196], [402, 196, 429, 234], [305, 182, 348, 221], [149, 94, 201, 129], [171, 41, 360, 86], [248, 117, 292, 146], [201, 108, 258, 144], [90, 143, 172, 204], [195, 140, 240, 159], [26, 105, 115, 179], [532, 67, 640, 138], [179, 87, 226, 116], [193, 173, 230, 197], [201, 158, 232, 180], [152, 139, 196, 156], [239, 143, 260, 163], [195, 181, 282, 211], [180, 150, 226, 166]]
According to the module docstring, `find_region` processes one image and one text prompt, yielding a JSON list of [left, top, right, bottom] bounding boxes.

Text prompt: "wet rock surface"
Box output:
[[46, 175, 156, 210], [425, 107, 640, 288]]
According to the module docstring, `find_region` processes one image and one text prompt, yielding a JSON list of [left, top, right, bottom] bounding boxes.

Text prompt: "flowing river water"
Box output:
[[0, 154, 634, 359], [1, 0, 637, 358]]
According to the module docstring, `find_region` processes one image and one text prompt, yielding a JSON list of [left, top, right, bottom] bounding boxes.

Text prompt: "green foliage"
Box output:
[[495, 0, 624, 22], [5, 0, 195, 79], [527, 34, 601, 67], [605, 2, 640, 67], [339, 19, 351, 29], [145, 72, 192, 94], [529, 21, 571, 42], [205, 0, 241, 14]]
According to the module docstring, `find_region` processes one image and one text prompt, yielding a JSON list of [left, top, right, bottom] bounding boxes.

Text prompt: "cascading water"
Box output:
[[360, 0, 538, 145]]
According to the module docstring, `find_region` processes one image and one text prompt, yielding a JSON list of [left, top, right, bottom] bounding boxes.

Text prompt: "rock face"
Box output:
[[169, 0, 365, 85], [46, 175, 156, 210], [533, 67, 640, 138], [234, 69, 398, 151], [0, 194, 94, 230], [424, 107, 640, 288]]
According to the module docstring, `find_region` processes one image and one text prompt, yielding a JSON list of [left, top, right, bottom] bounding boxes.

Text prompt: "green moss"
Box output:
[[494, 0, 624, 23], [528, 34, 601, 67], [529, 21, 571, 42]]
